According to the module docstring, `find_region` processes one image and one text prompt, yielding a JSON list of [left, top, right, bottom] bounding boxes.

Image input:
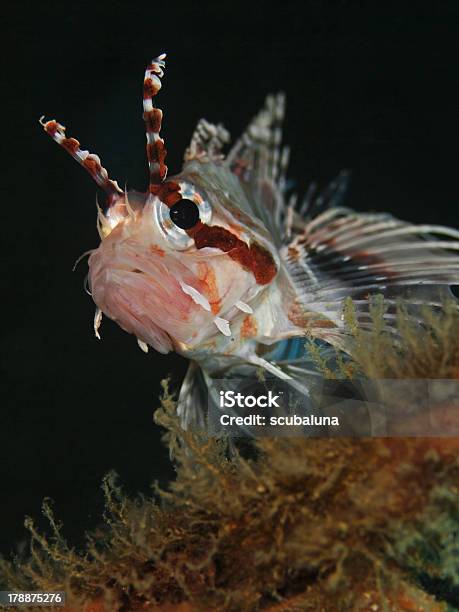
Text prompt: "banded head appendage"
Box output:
[[40, 53, 168, 206], [38, 116, 124, 206], [143, 53, 168, 186]]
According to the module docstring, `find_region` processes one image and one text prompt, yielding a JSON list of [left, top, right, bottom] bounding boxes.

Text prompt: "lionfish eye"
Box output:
[[169, 198, 200, 229]]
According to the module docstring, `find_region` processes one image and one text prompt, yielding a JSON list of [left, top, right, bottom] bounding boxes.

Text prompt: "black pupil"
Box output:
[[169, 199, 200, 230]]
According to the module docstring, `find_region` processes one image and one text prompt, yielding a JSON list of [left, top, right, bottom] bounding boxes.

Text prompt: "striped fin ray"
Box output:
[[184, 118, 230, 162], [176, 361, 207, 431], [226, 93, 288, 245], [299, 170, 351, 219], [282, 208, 459, 343], [286, 172, 352, 242]]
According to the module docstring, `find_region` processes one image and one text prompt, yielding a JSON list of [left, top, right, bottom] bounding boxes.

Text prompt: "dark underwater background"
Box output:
[[1, 0, 458, 556]]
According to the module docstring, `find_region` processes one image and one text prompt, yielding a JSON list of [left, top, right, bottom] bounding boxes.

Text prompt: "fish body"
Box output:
[[41, 55, 459, 427]]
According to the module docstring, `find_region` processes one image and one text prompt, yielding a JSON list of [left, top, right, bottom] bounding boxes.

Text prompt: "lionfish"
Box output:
[[40, 54, 459, 427]]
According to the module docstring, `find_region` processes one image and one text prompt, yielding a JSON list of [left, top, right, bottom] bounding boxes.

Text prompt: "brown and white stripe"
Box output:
[[39, 116, 123, 205], [143, 53, 167, 187]]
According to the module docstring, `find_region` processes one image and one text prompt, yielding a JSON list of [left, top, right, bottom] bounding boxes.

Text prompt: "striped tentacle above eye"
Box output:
[[143, 53, 168, 187], [39, 117, 123, 205]]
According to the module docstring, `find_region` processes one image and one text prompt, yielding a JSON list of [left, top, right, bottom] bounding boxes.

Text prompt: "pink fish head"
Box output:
[[41, 54, 284, 356]]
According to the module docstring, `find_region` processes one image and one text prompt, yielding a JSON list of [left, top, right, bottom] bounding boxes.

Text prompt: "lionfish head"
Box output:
[[40, 54, 282, 355]]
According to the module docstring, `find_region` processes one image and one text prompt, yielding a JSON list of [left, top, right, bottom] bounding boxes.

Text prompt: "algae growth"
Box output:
[[1, 300, 459, 611]]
